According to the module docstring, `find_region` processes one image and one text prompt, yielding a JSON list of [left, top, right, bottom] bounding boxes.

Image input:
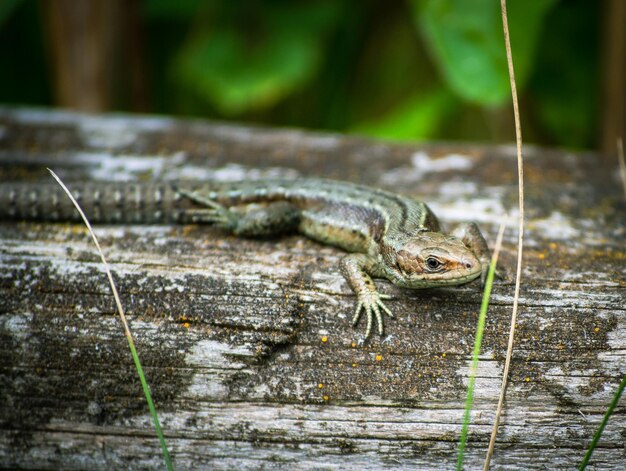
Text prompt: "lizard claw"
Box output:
[[177, 189, 238, 228], [176, 188, 236, 229], [183, 208, 233, 226], [352, 292, 393, 339]]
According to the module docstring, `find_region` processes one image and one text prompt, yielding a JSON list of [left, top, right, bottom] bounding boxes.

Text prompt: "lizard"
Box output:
[[0, 178, 493, 338]]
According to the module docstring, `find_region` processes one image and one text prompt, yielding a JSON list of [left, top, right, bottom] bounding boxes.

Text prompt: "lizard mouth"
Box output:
[[425, 268, 481, 286], [395, 263, 482, 289], [436, 268, 481, 285]]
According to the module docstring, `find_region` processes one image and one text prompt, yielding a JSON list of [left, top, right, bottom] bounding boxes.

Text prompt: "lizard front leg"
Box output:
[[339, 253, 393, 338]]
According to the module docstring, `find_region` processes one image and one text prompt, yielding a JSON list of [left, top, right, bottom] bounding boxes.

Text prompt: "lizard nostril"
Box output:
[[464, 261, 473, 269]]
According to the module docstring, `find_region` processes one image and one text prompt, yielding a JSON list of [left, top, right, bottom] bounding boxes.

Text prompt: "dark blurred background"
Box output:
[[0, 0, 624, 156]]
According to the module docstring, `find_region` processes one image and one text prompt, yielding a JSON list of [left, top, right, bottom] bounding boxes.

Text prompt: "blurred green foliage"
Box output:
[[173, 1, 341, 116], [414, 0, 556, 105], [0, 0, 601, 149]]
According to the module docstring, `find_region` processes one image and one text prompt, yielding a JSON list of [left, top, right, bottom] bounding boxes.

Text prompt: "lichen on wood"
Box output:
[[0, 108, 624, 470]]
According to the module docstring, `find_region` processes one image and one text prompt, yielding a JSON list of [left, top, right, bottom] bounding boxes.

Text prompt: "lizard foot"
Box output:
[[352, 292, 393, 339], [176, 189, 238, 228], [183, 207, 233, 226]]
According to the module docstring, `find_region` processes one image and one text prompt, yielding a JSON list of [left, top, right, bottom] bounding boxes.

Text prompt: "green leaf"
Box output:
[[142, 0, 204, 20], [412, 0, 556, 106], [0, 0, 23, 29], [528, 2, 599, 148], [351, 88, 455, 141], [173, 1, 340, 115]]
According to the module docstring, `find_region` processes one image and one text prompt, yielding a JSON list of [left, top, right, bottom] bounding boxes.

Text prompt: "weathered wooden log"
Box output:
[[0, 107, 624, 469]]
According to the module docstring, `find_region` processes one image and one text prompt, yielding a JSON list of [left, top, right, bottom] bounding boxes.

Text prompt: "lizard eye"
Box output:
[[425, 257, 442, 271]]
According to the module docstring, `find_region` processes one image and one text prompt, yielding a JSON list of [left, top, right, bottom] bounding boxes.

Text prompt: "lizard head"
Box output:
[[385, 232, 482, 288]]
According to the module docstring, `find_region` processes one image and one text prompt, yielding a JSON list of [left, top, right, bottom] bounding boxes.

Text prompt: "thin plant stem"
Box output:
[[48, 169, 173, 471], [483, 1, 525, 469], [617, 138, 626, 199]]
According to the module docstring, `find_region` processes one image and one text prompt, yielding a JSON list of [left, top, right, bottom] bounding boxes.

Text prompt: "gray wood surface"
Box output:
[[0, 107, 624, 470]]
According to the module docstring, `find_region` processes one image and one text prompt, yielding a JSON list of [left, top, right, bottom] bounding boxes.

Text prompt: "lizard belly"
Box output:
[[298, 208, 378, 254]]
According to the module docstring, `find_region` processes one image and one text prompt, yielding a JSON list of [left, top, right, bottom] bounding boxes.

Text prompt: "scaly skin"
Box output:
[[174, 179, 491, 338], [0, 178, 492, 338]]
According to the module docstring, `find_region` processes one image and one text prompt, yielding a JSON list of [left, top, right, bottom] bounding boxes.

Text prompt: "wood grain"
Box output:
[[0, 108, 624, 470]]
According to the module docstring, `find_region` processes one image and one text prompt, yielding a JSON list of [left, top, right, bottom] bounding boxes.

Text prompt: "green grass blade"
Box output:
[[49, 170, 174, 471], [127, 339, 173, 471], [579, 374, 626, 470], [455, 259, 497, 470], [456, 222, 506, 470]]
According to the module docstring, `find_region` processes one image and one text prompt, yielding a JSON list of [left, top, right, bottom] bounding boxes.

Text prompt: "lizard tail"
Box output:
[[0, 182, 182, 224]]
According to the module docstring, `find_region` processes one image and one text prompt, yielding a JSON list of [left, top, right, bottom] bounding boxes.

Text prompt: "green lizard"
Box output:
[[0, 178, 492, 338]]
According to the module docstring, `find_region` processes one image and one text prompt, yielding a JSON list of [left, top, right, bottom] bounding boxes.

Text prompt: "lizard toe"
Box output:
[[352, 292, 394, 339]]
